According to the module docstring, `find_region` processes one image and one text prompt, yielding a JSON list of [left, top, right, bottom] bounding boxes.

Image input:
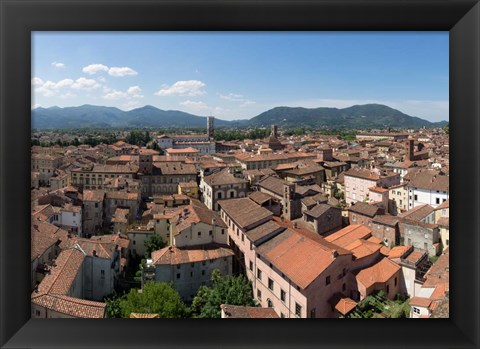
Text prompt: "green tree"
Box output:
[[191, 270, 256, 318], [144, 234, 167, 258], [116, 281, 188, 318], [105, 294, 123, 318]]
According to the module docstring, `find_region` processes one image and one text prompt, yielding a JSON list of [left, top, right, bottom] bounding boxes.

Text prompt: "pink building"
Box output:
[[220, 198, 354, 318], [344, 168, 400, 206]]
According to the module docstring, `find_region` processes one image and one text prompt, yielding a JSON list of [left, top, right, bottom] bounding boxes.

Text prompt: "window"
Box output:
[[177, 265, 181, 269], [267, 299, 273, 308], [176, 273, 181, 279], [268, 278, 274, 291], [249, 261, 253, 271], [446, 239, 449, 246], [413, 307, 421, 315], [241, 234, 244, 242], [352, 214, 356, 222], [257, 269, 262, 280], [386, 285, 390, 294], [257, 289, 262, 301], [209, 230, 213, 236], [394, 277, 398, 286], [100, 270, 105, 279], [326, 276, 331, 285], [190, 272, 193, 277], [342, 283, 346, 291], [436, 198, 440, 204], [198, 231, 201, 237], [35, 310, 41, 316], [281, 289, 286, 302], [133, 240, 136, 245], [202, 270, 205, 276], [202, 261, 206, 266], [221, 229, 225, 235], [295, 303, 302, 317], [191, 263, 194, 268], [414, 194, 418, 201], [281, 313, 285, 318]]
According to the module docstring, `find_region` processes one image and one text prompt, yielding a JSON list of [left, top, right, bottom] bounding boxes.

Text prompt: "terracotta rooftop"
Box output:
[[130, 313, 160, 318], [355, 257, 401, 289], [344, 239, 382, 259], [219, 198, 272, 230], [304, 203, 338, 219], [348, 202, 382, 218], [423, 249, 449, 287], [399, 204, 435, 221], [256, 228, 346, 289], [151, 244, 234, 265], [34, 249, 85, 296], [248, 191, 275, 205], [174, 199, 227, 233], [325, 225, 373, 248], [32, 293, 106, 318], [203, 168, 248, 186], [244, 220, 286, 244], [31, 220, 69, 262], [406, 170, 449, 192], [220, 304, 279, 318], [83, 190, 106, 202]]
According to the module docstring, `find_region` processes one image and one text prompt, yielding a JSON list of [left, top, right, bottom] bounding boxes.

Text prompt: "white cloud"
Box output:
[[155, 80, 206, 97], [180, 100, 209, 111], [35, 86, 56, 97], [71, 77, 101, 90], [97, 76, 106, 83], [103, 90, 128, 100], [51, 62, 66, 68], [220, 92, 255, 107], [31, 77, 44, 86], [82, 64, 109, 75], [127, 85, 143, 98], [59, 92, 76, 99], [123, 100, 141, 110], [220, 93, 244, 101], [54, 79, 74, 89], [108, 66, 138, 77]]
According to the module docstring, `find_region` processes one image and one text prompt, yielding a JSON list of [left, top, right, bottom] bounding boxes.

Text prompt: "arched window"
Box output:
[[267, 299, 273, 308]]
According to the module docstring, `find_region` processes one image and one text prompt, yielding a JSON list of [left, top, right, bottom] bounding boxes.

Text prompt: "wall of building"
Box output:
[[154, 256, 232, 302], [402, 224, 440, 257], [407, 187, 449, 209]]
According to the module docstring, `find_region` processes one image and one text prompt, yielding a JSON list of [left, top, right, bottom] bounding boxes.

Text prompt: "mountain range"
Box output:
[[31, 104, 448, 130]]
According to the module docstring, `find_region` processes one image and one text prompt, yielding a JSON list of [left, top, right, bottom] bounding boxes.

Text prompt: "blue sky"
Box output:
[[32, 32, 449, 122]]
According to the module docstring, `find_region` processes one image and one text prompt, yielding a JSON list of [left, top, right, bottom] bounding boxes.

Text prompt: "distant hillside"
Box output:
[[31, 104, 234, 129], [31, 103, 447, 129], [248, 104, 447, 129]]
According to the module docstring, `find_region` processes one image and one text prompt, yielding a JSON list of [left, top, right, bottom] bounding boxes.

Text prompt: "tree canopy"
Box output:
[[106, 281, 189, 318], [144, 234, 167, 258], [190, 270, 256, 318]]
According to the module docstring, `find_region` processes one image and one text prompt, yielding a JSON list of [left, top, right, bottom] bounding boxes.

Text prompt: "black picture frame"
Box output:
[[1, 0, 479, 348]]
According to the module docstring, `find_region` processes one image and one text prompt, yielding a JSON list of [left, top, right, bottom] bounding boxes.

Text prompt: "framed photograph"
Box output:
[[1, 0, 479, 348]]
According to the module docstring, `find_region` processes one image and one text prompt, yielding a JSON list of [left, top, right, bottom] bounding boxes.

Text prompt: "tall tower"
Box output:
[[271, 124, 278, 138], [282, 183, 296, 220], [405, 139, 415, 161], [207, 116, 214, 139]]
